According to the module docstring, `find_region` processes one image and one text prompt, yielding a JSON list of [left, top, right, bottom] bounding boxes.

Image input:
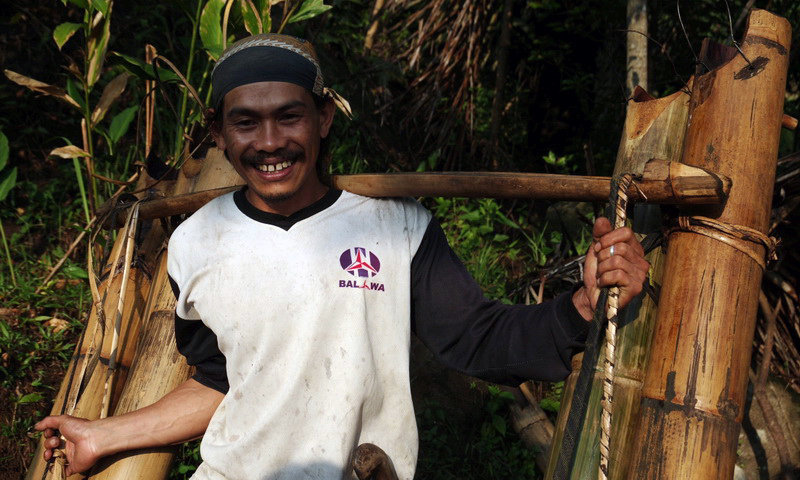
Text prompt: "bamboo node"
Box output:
[[673, 216, 778, 269]]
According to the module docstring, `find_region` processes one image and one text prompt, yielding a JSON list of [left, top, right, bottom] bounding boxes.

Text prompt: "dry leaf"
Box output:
[[49, 145, 91, 159], [4, 69, 81, 110], [45, 318, 70, 334], [91, 72, 131, 125]]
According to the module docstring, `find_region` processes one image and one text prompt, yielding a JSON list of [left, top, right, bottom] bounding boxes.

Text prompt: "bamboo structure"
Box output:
[[626, 9, 791, 479], [545, 86, 689, 479]]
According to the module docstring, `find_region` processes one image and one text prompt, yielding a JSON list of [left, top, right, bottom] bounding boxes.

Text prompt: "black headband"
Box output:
[[211, 35, 324, 110]]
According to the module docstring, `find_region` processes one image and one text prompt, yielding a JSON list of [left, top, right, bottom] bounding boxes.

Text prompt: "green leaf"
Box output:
[[200, 0, 226, 61], [0, 131, 8, 171], [109, 106, 138, 144], [239, 0, 262, 35], [63, 265, 89, 279], [90, 0, 109, 17], [66, 77, 86, 111], [0, 167, 17, 202], [109, 52, 180, 83], [86, 9, 112, 87], [53, 22, 82, 50], [288, 0, 331, 24], [18, 392, 45, 404]]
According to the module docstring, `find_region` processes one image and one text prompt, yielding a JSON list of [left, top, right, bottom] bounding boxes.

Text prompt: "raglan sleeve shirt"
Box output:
[[168, 196, 589, 393]]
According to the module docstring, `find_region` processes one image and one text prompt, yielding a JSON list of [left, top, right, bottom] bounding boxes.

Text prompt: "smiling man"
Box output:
[[36, 34, 649, 480]]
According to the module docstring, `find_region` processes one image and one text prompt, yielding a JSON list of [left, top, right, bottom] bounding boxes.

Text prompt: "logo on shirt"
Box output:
[[338, 247, 385, 291]]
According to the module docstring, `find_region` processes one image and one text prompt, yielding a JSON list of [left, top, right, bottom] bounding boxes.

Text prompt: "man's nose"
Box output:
[[252, 121, 286, 152]]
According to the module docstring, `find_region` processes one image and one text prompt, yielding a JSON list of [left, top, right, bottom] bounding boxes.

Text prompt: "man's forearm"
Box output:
[[91, 378, 223, 457]]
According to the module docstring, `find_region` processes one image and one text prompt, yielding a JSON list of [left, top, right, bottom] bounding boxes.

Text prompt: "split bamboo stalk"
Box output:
[[26, 209, 158, 480], [626, 9, 791, 479], [545, 87, 689, 479], [89, 251, 192, 479]]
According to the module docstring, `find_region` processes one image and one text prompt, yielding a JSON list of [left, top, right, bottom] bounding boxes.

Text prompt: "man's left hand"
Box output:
[[573, 217, 650, 321]]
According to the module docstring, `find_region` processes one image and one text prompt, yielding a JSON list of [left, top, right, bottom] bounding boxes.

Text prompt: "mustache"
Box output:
[[241, 149, 303, 165]]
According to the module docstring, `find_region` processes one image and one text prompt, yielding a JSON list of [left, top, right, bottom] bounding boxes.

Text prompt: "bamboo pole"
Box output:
[[545, 86, 689, 479], [100, 163, 730, 229], [626, 9, 791, 479]]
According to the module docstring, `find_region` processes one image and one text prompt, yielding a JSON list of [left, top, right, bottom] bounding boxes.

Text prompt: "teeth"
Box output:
[[255, 161, 293, 172]]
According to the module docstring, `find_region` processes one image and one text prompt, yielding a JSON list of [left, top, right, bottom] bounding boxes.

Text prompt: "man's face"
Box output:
[[212, 81, 334, 215]]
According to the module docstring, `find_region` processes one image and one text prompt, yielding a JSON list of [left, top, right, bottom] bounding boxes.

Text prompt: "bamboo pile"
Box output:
[[26, 149, 243, 479]]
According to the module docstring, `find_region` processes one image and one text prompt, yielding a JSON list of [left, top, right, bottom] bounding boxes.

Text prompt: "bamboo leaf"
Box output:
[[66, 78, 87, 111], [4, 69, 82, 110], [108, 106, 138, 143], [86, 5, 113, 88], [261, 0, 275, 32], [90, 0, 109, 17], [53, 22, 82, 50], [49, 145, 91, 159], [200, 0, 226, 60], [239, 0, 262, 35], [0, 167, 17, 202], [91, 72, 131, 125], [109, 52, 179, 82], [0, 131, 8, 172], [287, 0, 331, 24]]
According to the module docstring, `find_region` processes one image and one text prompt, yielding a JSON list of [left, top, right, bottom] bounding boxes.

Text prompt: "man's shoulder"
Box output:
[[169, 192, 236, 247], [336, 191, 431, 219]]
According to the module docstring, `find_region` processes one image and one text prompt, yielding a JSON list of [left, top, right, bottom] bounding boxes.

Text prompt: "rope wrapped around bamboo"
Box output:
[[670, 215, 778, 269], [598, 174, 635, 480]]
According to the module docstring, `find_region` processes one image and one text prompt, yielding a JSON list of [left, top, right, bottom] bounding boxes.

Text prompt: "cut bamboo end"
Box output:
[[782, 113, 798, 131]]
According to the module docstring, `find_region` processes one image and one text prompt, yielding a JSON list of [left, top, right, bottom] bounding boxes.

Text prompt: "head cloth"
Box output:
[[211, 33, 325, 110]]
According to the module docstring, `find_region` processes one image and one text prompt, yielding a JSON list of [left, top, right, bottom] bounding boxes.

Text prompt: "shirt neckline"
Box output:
[[233, 187, 342, 230]]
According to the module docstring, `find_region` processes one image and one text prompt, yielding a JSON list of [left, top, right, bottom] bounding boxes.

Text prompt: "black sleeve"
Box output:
[[410, 218, 589, 386], [169, 275, 229, 394]]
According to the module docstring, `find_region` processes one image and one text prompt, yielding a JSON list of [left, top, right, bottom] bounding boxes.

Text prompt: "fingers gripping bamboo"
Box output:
[[598, 174, 634, 480]]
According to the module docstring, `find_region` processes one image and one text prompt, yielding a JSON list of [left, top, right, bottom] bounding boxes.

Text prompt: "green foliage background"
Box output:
[[0, 0, 798, 478]]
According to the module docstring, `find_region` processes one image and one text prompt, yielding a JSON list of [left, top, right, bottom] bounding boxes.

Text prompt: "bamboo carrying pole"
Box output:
[[99, 164, 731, 229], [544, 86, 689, 479], [626, 9, 790, 479]]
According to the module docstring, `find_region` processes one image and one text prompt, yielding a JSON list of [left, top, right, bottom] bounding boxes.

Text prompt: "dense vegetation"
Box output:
[[1, 0, 798, 478]]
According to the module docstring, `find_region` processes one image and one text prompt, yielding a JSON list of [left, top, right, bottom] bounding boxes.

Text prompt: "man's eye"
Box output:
[[280, 113, 301, 122]]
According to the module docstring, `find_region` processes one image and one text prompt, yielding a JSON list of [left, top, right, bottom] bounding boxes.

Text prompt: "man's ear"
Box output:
[[208, 108, 226, 150], [319, 99, 335, 139]]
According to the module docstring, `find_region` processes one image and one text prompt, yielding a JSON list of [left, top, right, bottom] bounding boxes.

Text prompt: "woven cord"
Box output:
[[552, 174, 631, 480], [598, 174, 633, 480]]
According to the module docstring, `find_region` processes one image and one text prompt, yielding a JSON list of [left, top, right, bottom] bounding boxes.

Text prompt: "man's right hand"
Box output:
[[31, 378, 224, 475], [35, 415, 103, 475]]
